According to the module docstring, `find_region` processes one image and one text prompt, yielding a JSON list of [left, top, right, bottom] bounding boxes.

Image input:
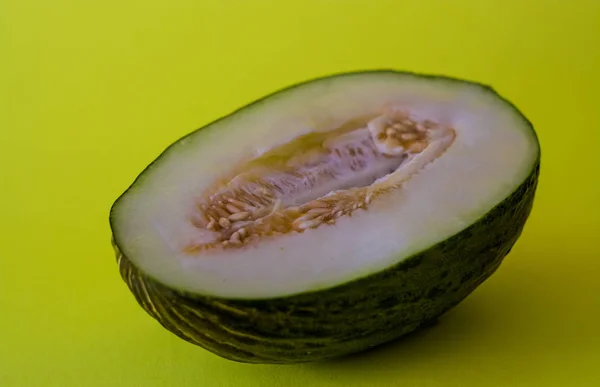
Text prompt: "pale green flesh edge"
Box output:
[[110, 70, 540, 299]]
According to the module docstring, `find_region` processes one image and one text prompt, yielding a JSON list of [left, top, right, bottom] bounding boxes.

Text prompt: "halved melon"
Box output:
[[110, 70, 540, 364]]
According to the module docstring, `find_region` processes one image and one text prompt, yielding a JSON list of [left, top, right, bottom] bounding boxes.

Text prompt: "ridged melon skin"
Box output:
[[112, 159, 539, 364]]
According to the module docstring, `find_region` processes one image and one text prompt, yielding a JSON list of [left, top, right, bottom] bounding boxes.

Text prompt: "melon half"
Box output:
[[110, 70, 540, 364]]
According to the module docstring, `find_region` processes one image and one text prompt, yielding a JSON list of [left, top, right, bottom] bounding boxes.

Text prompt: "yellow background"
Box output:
[[1, 1, 599, 386]]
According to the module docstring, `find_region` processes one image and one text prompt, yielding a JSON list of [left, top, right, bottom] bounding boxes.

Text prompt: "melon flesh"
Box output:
[[110, 71, 539, 299]]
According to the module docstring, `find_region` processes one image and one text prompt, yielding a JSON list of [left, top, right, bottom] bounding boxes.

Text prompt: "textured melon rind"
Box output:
[[112, 157, 539, 364]]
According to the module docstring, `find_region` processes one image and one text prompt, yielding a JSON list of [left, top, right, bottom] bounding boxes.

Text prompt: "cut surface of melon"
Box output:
[[110, 71, 539, 299]]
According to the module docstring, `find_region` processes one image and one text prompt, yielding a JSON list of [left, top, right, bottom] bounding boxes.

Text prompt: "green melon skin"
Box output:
[[112, 158, 539, 364]]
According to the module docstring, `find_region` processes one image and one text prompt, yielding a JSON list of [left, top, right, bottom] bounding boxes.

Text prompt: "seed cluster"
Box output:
[[369, 112, 433, 156], [188, 187, 378, 252], [198, 188, 274, 231]]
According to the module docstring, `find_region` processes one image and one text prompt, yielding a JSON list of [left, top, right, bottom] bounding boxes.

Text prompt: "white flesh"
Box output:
[[112, 72, 539, 299]]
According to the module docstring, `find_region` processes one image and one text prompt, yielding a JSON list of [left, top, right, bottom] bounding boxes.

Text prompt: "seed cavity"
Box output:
[[184, 108, 456, 253]]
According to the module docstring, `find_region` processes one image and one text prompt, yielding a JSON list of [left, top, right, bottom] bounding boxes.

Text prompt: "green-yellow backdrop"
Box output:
[[1, 1, 599, 386]]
